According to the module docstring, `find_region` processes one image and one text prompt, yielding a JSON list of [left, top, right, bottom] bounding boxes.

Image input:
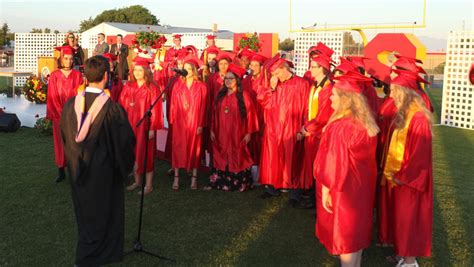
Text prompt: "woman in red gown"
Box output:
[[102, 53, 123, 102], [379, 69, 433, 267], [169, 56, 208, 190], [204, 64, 258, 192], [46, 45, 83, 182], [119, 56, 164, 195], [313, 72, 379, 266]]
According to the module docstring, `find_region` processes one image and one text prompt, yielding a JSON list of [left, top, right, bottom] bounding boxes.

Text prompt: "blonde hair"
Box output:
[[391, 84, 433, 131], [329, 88, 380, 137]]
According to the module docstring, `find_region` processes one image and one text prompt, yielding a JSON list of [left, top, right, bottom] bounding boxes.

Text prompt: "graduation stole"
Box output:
[[154, 47, 167, 71], [74, 91, 109, 143], [381, 104, 418, 187], [308, 76, 330, 120]]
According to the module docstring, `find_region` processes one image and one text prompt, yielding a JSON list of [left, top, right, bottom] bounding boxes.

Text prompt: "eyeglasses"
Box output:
[[68, 36, 74, 39], [224, 77, 235, 80]]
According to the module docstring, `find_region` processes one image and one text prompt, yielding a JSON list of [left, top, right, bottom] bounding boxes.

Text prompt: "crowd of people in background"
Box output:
[[47, 32, 434, 267]]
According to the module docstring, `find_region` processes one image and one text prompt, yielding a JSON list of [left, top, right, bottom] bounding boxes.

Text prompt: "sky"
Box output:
[[0, 0, 472, 43]]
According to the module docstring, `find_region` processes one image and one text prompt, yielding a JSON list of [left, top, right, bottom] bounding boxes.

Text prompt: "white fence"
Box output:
[[13, 33, 98, 86], [441, 31, 474, 130], [292, 31, 344, 77]]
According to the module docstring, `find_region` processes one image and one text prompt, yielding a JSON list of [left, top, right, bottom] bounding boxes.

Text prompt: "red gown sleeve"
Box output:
[[244, 92, 259, 134], [256, 85, 273, 109], [46, 73, 60, 121], [169, 83, 177, 125], [198, 82, 208, 127], [150, 84, 163, 131], [304, 84, 334, 135], [319, 123, 350, 192], [394, 113, 432, 192]]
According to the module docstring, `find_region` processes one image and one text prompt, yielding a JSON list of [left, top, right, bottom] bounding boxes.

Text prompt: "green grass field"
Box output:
[[1, 88, 473, 266]]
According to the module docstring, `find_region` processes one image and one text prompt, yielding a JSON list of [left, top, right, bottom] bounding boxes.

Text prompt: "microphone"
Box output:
[[171, 68, 188, 77]]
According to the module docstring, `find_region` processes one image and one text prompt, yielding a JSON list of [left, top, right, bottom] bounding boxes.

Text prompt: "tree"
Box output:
[[343, 32, 364, 55], [79, 5, 160, 32], [433, 62, 445, 74], [279, 38, 294, 52], [0, 23, 12, 47], [30, 28, 43, 33], [44, 28, 51, 33]]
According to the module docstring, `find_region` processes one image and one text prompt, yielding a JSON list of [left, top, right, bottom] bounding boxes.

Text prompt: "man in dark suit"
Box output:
[[93, 33, 109, 56], [110, 34, 129, 81]]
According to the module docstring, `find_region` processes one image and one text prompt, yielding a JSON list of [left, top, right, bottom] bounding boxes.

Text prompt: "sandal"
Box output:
[[138, 186, 153, 195], [191, 176, 198, 190], [172, 176, 180, 191], [126, 182, 140, 191]]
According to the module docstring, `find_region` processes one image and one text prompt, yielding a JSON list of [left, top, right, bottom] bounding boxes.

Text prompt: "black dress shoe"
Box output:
[[295, 200, 315, 209], [55, 167, 65, 183]]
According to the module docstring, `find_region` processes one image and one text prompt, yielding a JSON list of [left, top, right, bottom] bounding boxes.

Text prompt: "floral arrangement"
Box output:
[[131, 31, 168, 55], [22, 75, 48, 104], [237, 32, 262, 52], [34, 116, 53, 136]]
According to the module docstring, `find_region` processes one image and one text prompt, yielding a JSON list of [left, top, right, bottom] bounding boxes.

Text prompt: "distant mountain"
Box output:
[[418, 36, 447, 52]]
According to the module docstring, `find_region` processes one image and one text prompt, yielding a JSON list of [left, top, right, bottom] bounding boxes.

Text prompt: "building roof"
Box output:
[[85, 22, 234, 39]]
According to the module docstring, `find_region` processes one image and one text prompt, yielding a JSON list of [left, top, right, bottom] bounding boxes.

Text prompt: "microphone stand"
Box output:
[[124, 72, 182, 263]]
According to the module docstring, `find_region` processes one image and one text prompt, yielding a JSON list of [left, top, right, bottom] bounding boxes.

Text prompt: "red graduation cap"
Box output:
[[173, 34, 183, 39], [265, 53, 294, 73], [206, 35, 216, 40], [391, 69, 429, 91], [227, 64, 247, 78], [310, 54, 332, 71], [206, 46, 221, 55], [394, 54, 423, 64], [133, 56, 153, 68], [314, 42, 334, 57], [176, 50, 188, 61], [185, 45, 198, 57], [238, 48, 255, 59], [184, 55, 204, 68], [216, 51, 235, 62], [250, 54, 268, 65], [333, 71, 372, 93], [55, 45, 75, 56], [307, 45, 319, 55], [346, 56, 369, 69], [102, 53, 117, 62], [335, 57, 358, 74], [393, 57, 427, 74]]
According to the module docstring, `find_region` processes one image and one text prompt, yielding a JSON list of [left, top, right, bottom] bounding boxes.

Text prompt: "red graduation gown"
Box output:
[[383, 112, 433, 257], [212, 91, 258, 172], [109, 79, 123, 103], [257, 75, 310, 189], [376, 97, 397, 244], [244, 73, 268, 165], [119, 81, 163, 174], [169, 79, 208, 170], [303, 82, 334, 184], [314, 117, 377, 255], [46, 69, 83, 167]]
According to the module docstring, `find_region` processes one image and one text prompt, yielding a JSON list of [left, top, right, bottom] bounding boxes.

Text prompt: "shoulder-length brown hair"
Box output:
[[130, 65, 156, 88]]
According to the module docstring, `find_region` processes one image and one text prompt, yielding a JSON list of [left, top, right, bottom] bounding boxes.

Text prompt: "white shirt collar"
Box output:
[[85, 86, 103, 93]]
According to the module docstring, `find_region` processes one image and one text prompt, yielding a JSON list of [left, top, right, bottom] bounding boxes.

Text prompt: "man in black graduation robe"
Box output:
[[60, 56, 135, 266]]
